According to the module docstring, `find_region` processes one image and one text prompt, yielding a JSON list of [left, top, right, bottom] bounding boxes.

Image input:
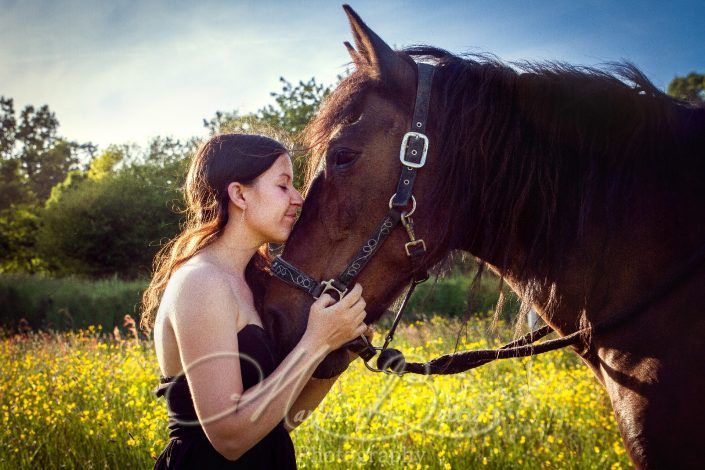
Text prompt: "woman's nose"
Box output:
[[292, 190, 304, 206]]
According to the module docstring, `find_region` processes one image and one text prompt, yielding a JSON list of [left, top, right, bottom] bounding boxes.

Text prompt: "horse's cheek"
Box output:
[[320, 186, 361, 242]]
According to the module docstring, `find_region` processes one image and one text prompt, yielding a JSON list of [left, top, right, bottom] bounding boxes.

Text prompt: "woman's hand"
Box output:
[[301, 283, 367, 353]]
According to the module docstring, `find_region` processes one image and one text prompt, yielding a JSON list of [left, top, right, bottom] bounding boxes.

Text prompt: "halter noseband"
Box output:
[[270, 62, 437, 375]]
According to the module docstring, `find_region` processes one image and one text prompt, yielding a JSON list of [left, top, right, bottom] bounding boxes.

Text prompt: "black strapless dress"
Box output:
[[153, 324, 297, 469]]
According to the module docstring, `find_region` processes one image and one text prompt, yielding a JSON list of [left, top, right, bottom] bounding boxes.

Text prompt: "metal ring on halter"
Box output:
[[358, 332, 406, 376], [388, 194, 417, 217], [363, 359, 405, 376]]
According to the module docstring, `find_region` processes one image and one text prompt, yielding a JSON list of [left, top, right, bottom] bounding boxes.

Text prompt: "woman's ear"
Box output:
[[227, 182, 247, 211]]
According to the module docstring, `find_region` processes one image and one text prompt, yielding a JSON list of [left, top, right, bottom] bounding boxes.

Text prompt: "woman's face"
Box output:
[[245, 154, 303, 243]]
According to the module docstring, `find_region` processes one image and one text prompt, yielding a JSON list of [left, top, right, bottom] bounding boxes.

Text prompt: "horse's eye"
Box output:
[[329, 148, 360, 169]]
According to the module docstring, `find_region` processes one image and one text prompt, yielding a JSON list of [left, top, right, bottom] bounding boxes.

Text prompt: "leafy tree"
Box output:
[[204, 77, 333, 188], [15, 103, 60, 179], [37, 163, 185, 279], [87, 145, 124, 181], [667, 72, 705, 102], [0, 97, 16, 159], [0, 159, 35, 211], [259, 77, 332, 135], [29, 139, 83, 201], [204, 77, 331, 136], [0, 96, 91, 202], [0, 204, 44, 273], [142, 136, 198, 167], [0, 97, 97, 273], [36, 139, 192, 279], [45, 169, 87, 208]]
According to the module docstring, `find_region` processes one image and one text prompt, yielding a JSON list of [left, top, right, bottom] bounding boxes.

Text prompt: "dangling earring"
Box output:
[[233, 206, 245, 240]]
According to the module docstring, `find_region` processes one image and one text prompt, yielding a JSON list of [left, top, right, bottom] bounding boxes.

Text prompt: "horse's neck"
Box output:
[[460, 193, 705, 337], [443, 69, 705, 334]]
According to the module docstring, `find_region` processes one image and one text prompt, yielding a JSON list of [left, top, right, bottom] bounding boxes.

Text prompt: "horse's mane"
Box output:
[[305, 46, 704, 280]]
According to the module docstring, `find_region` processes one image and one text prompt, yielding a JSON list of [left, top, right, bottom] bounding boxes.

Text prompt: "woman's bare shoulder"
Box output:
[[162, 257, 240, 319]]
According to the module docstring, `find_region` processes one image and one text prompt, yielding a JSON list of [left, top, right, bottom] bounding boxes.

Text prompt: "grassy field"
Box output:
[[0, 274, 146, 333], [0, 316, 630, 469]]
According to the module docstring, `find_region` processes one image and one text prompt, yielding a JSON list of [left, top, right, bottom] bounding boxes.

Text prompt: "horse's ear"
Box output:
[[343, 41, 363, 66], [342, 5, 414, 87]]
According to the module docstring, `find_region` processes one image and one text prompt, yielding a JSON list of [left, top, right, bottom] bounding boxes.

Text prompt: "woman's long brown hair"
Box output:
[[139, 133, 288, 334]]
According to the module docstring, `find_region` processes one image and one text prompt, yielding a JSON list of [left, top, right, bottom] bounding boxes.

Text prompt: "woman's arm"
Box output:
[[283, 326, 374, 432]]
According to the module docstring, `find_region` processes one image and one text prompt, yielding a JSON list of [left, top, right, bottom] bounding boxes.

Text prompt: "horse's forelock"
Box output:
[[302, 66, 379, 188]]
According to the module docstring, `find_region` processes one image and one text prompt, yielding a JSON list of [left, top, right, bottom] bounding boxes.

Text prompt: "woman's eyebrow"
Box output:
[[279, 173, 291, 181]]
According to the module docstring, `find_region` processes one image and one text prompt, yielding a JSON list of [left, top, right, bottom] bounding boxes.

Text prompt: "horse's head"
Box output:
[[263, 6, 449, 378]]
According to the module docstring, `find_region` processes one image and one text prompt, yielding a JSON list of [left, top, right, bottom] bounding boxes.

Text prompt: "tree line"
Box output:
[[0, 72, 702, 280], [0, 77, 330, 279]]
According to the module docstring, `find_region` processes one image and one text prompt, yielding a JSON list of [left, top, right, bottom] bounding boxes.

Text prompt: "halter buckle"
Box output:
[[316, 279, 348, 301], [399, 132, 429, 168], [405, 239, 427, 257]]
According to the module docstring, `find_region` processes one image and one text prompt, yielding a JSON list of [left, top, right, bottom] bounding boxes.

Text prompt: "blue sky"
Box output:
[[2, 0, 703, 149]]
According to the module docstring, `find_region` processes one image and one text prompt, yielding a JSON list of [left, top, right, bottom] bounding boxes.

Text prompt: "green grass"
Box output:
[[0, 271, 514, 335], [0, 274, 147, 333]]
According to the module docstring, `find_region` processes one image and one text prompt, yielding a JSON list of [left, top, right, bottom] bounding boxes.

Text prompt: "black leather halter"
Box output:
[[270, 62, 437, 373]]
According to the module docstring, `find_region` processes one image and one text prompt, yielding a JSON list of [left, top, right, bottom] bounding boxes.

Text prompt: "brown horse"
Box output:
[[262, 6, 705, 468]]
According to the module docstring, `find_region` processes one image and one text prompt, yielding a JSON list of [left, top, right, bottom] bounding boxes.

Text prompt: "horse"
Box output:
[[262, 6, 705, 468]]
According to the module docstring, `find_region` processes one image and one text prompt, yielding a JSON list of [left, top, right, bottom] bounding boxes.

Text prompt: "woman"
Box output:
[[139, 134, 370, 468]]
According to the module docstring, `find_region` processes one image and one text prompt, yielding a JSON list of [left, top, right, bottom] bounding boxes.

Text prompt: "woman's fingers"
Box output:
[[308, 283, 369, 347], [351, 297, 366, 311], [355, 309, 366, 323], [340, 283, 363, 307], [356, 322, 368, 335], [314, 293, 336, 309]]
